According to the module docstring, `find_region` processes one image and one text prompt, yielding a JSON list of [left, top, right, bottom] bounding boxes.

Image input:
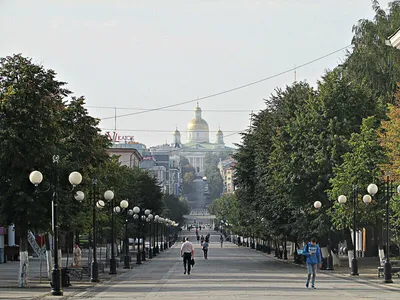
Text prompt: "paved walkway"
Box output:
[[0, 231, 399, 299]]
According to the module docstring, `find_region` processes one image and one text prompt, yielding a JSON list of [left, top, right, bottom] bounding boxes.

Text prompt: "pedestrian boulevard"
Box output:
[[57, 231, 400, 299], [1, 231, 400, 299]]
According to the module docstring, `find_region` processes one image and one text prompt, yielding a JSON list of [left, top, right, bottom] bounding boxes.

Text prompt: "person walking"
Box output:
[[220, 234, 224, 248], [180, 237, 194, 275], [303, 237, 322, 289], [202, 240, 209, 259], [200, 235, 204, 245], [73, 243, 82, 267]]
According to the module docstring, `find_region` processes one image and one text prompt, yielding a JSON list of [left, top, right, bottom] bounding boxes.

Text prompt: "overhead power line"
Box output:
[[100, 128, 242, 133], [87, 106, 254, 113], [99, 45, 351, 121]]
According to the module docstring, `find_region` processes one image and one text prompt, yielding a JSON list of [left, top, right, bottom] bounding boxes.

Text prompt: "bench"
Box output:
[[79, 263, 105, 278], [377, 266, 400, 278], [67, 267, 83, 280], [82, 266, 90, 277]]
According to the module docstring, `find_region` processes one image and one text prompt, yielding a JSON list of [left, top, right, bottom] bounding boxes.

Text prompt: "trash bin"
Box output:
[[61, 268, 70, 287]]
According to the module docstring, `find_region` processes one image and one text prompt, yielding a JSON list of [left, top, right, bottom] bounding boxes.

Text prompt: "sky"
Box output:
[[0, 0, 393, 148]]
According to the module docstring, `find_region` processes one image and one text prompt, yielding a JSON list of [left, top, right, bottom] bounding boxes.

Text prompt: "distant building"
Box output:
[[152, 103, 235, 176], [140, 154, 169, 193], [218, 157, 236, 194], [106, 135, 143, 168]]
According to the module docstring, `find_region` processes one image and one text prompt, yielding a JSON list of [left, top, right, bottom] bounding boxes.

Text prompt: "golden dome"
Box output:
[[173, 128, 180, 135], [216, 128, 223, 135], [187, 118, 209, 131]]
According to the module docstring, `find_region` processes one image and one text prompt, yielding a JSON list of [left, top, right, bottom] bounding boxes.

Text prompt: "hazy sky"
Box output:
[[0, 0, 392, 147]]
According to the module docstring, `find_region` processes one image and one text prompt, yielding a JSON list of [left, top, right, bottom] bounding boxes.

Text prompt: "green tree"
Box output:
[[163, 194, 189, 225], [0, 55, 71, 250], [204, 164, 223, 200], [329, 116, 386, 251], [180, 156, 195, 194], [208, 193, 239, 232]]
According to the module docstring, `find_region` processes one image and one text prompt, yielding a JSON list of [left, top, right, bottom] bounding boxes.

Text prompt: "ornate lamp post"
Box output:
[[141, 209, 151, 261], [154, 215, 160, 254], [338, 186, 372, 276], [103, 190, 119, 275], [132, 206, 141, 265], [313, 200, 333, 270], [80, 181, 114, 282], [147, 213, 154, 259], [159, 217, 165, 251], [366, 176, 400, 283], [120, 199, 130, 269], [29, 155, 83, 296]]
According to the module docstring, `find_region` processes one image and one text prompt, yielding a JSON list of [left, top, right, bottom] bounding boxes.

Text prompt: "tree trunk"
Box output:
[[18, 234, 29, 288]]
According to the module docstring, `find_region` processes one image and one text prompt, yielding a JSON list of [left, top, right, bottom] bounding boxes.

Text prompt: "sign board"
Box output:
[[106, 131, 138, 143]]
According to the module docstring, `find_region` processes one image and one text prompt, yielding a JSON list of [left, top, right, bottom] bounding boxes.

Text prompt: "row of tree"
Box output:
[[213, 1, 400, 254], [0, 54, 189, 257]]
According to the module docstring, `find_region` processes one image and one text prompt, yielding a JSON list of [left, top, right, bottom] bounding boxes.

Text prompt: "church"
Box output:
[[170, 103, 235, 175]]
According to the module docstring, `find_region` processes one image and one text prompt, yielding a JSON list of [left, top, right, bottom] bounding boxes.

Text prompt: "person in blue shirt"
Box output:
[[303, 237, 322, 289]]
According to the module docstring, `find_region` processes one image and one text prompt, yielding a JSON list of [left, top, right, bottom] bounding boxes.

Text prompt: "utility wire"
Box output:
[[100, 128, 242, 133], [99, 45, 351, 121], [88, 106, 254, 113]]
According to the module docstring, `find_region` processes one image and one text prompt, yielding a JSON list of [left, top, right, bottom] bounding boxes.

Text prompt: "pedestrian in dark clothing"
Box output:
[[202, 241, 209, 259]]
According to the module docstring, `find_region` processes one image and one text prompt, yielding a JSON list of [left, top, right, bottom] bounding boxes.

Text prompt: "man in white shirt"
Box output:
[[180, 237, 194, 275]]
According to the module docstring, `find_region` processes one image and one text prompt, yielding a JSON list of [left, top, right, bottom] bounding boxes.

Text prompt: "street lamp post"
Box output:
[[159, 217, 164, 251], [366, 177, 400, 283], [154, 215, 160, 253], [132, 206, 142, 264], [29, 155, 83, 296], [103, 190, 118, 275], [338, 186, 372, 276], [110, 203, 121, 274], [87, 181, 115, 282], [313, 200, 334, 270], [147, 213, 154, 258], [142, 209, 151, 261], [120, 200, 130, 269], [164, 218, 170, 249]]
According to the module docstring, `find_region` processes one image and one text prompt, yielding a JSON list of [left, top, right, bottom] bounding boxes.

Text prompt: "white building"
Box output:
[[166, 104, 234, 175]]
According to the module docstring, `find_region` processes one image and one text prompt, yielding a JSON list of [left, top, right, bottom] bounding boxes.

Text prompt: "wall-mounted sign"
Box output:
[[106, 131, 136, 143], [142, 156, 154, 161]]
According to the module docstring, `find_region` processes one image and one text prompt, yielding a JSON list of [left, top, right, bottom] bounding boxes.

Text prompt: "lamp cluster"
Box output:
[[29, 165, 180, 295], [312, 180, 400, 281]]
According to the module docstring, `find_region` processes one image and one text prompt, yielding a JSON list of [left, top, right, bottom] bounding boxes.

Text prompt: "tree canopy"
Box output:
[[230, 1, 400, 251]]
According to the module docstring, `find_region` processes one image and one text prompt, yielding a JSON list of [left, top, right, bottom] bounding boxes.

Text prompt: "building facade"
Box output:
[[218, 156, 236, 194], [152, 104, 235, 176]]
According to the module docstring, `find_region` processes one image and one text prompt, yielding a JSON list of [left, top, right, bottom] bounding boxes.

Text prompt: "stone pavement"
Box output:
[[0, 231, 400, 299], [0, 244, 175, 299]]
